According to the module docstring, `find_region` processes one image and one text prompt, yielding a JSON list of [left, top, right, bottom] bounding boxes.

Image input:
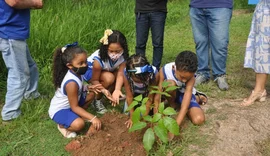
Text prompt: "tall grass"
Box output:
[[0, 0, 259, 155]]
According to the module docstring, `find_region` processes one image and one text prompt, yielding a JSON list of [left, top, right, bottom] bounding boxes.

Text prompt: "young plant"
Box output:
[[126, 81, 180, 152]]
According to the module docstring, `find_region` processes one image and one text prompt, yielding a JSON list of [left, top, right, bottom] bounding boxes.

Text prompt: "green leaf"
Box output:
[[154, 125, 168, 143], [126, 101, 139, 112], [152, 113, 162, 123], [158, 119, 166, 129], [163, 107, 177, 115], [139, 105, 146, 116], [131, 108, 141, 123], [162, 81, 170, 88], [143, 128, 155, 152], [143, 115, 152, 122], [151, 86, 159, 90], [129, 121, 147, 132], [165, 86, 179, 92], [158, 102, 165, 113], [163, 116, 180, 135], [134, 94, 143, 101], [141, 97, 149, 105], [161, 92, 171, 97]]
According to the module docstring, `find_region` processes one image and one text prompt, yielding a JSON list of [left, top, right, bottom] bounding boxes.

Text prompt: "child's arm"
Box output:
[[175, 76, 195, 126], [112, 62, 126, 105], [123, 75, 134, 128], [154, 69, 164, 113], [66, 81, 101, 130], [146, 71, 160, 115], [90, 60, 103, 86], [5, 0, 43, 9]]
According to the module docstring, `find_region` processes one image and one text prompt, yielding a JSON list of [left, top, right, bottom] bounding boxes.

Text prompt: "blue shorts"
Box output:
[[52, 95, 86, 128], [175, 90, 201, 109]]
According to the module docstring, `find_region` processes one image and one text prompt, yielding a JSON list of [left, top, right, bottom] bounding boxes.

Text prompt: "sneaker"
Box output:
[[195, 74, 209, 86], [57, 124, 77, 138], [93, 99, 107, 114], [214, 75, 229, 91]]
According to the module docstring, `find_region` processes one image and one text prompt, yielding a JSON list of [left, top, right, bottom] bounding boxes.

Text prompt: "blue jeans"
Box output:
[[135, 12, 167, 69], [190, 8, 232, 79], [0, 39, 39, 121]]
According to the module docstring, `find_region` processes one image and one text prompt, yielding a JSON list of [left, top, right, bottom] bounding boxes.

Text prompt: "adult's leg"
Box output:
[[190, 7, 210, 79], [150, 12, 167, 69], [135, 13, 150, 56], [24, 43, 39, 99], [1, 39, 29, 121], [207, 8, 232, 77]]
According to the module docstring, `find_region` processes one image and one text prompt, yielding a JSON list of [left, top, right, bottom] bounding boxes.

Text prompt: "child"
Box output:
[[122, 54, 159, 128], [49, 42, 103, 138], [83, 29, 129, 114], [155, 51, 206, 128]]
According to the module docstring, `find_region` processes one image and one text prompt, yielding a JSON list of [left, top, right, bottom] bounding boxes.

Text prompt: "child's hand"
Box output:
[[87, 84, 103, 94], [91, 117, 102, 131], [112, 89, 125, 106], [101, 89, 116, 104], [125, 119, 133, 129]]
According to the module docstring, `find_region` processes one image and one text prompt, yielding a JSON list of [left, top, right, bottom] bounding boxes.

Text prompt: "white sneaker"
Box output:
[[57, 124, 77, 138], [93, 99, 107, 114]]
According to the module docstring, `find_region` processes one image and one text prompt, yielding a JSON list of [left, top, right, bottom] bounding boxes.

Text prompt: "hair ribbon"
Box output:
[[99, 29, 113, 45], [61, 41, 78, 53]]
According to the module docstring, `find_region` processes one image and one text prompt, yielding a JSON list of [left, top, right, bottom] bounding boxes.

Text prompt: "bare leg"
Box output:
[[187, 107, 205, 125], [96, 71, 115, 99], [253, 73, 268, 92]]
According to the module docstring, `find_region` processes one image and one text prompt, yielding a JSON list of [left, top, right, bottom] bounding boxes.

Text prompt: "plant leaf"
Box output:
[[163, 116, 180, 135], [129, 121, 147, 132], [141, 97, 149, 105], [126, 101, 139, 112], [139, 105, 146, 116], [151, 86, 159, 89], [143, 115, 152, 122], [165, 86, 179, 92], [163, 107, 177, 115], [152, 113, 162, 123], [134, 94, 143, 101], [158, 118, 166, 129], [162, 81, 170, 88], [154, 125, 168, 143], [143, 128, 155, 152], [161, 92, 171, 97], [158, 102, 165, 113], [131, 108, 141, 123]]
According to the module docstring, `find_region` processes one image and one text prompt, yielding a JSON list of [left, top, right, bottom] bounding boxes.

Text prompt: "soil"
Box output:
[[66, 112, 146, 156], [198, 97, 270, 156]]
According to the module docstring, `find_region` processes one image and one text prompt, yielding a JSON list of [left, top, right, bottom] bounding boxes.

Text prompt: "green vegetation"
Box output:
[[1, 0, 264, 155]]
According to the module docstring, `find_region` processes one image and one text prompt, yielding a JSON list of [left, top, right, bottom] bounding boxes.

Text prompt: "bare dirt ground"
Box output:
[[200, 97, 270, 156], [66, 112, 146, 156]]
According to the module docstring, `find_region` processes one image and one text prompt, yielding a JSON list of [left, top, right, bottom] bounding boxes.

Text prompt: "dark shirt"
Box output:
[[135, 0, 168, 13], [0, 0, 30, 39], [190, 0, 233, 8]]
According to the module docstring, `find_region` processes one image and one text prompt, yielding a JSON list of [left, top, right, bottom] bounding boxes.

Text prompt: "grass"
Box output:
[[1, 0, 269, 155]]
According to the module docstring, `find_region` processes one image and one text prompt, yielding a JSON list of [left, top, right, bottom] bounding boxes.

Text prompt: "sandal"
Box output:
[[195, 91, 208, 105]]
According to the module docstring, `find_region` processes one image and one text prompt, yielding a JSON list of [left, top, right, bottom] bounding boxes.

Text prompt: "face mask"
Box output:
[[108, 51, 123, 61], [72, 66, 88, 75]]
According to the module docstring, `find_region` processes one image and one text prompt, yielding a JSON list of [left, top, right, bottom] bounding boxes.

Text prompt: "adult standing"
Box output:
[[241, 0, 269, 106], [189, 0, 233, 90], [135, 0, 168, 70], [0, 0, 43, 121]]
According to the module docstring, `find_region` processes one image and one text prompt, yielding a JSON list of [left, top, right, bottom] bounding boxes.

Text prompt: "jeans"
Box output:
[[0, 39, 39, 121], [135, 12, 167, 69], [190, 8, 232, 79]]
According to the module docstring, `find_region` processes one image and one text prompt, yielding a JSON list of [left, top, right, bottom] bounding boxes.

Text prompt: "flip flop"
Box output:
[[195, 91, 208, 105]]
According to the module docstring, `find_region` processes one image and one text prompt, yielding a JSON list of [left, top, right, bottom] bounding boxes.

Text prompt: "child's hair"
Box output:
[[126, 54, 155, 96], [175, 50, 198, 73], [99, 30, 129, 61], [52, 43, 86, 88]]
